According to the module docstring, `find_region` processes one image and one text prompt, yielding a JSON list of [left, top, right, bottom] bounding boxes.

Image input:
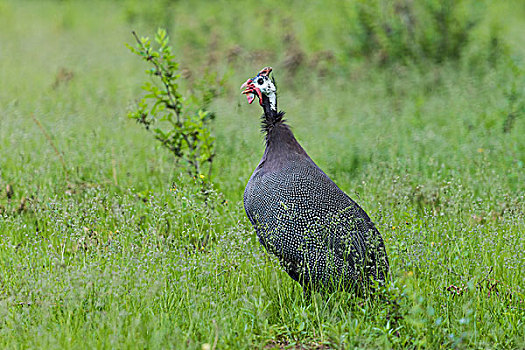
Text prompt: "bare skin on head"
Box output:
[[241, 67, 277, 112]]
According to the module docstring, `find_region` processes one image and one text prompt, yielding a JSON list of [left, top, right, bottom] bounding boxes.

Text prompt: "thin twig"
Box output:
[[212, 319, 219, 350], [207, 157, 214, 180], [30, 113, 69, 181], [446, 266, 464, 281], [477, 266, 494, 287], [111, 147, 118, 186]]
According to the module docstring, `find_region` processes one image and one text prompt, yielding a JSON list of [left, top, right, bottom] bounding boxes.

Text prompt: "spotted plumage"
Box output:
[[242, 67, 389, 294]]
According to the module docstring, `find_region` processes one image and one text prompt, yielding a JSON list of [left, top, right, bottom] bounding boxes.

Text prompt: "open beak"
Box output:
[[240, 78, 252, 90], [240, 79, 263, 105]]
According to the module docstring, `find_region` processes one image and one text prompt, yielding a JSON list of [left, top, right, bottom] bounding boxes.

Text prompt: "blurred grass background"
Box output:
[[0, 0, 524, 348]]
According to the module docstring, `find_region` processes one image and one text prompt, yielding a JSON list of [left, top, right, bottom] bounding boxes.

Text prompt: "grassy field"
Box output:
[[0, 0, 524, 348]]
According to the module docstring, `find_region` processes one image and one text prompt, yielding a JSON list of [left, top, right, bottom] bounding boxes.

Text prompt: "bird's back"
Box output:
[[244, 154, 389, 291]]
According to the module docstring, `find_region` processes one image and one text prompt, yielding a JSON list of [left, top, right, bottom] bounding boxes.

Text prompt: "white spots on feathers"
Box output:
[[243, 157, 389, 292]]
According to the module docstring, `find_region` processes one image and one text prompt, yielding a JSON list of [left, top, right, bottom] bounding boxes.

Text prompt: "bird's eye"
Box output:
[[257, 77, 264, 85]]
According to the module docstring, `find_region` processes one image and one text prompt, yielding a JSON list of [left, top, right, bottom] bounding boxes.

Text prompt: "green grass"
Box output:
[[0, 0, 524, 348]]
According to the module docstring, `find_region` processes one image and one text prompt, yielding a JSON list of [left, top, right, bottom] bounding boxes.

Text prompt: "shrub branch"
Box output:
[[127, 28, 222, 181]]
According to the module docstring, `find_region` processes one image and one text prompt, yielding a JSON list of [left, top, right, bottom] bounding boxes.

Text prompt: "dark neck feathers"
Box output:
[[260, 93, 285, 136], [258, 95, 310, 166]]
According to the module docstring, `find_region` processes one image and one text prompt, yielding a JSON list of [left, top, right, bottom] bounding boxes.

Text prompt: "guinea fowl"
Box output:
[[242, 67, 389, 295]]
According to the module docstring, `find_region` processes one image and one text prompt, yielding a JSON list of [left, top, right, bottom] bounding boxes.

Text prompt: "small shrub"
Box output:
[[127, 28, 223, 181], [351, 0, 499, 65], [502, 58, 525, 133], [123, 0, 174, 28]]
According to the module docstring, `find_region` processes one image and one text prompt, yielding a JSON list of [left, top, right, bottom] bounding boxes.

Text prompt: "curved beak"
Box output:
[[241, 79, 263, 105], [240, 78, 252, 90]]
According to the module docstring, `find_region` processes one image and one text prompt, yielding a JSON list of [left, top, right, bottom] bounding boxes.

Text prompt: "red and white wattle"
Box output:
[[241, 78, 256, 104]]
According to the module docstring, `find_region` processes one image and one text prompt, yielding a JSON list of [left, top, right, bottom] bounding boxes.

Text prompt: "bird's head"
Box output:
[[241, 67, 277, 112]]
